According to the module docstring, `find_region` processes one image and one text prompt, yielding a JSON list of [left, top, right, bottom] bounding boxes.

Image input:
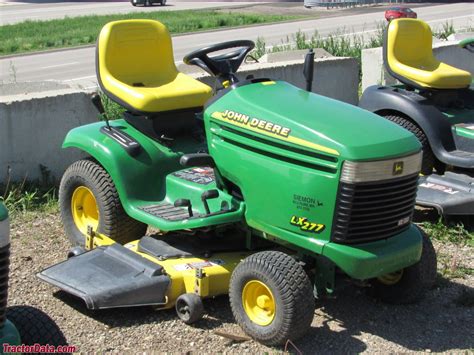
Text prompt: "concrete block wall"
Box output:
[[185, 56, 360, 105], [1, 54, 359, 182], [0, 84, 97, 183], [361, 38, 474, 91]]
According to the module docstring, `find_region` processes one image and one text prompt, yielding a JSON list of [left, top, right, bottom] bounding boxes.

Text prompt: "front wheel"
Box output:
[[59, 159, 147, 246], [229, 251, 315, 346], [370, 226, 437, 304]]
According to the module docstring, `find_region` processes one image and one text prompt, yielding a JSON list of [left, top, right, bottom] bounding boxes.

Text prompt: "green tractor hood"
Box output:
[[206, 81, 420, 160]]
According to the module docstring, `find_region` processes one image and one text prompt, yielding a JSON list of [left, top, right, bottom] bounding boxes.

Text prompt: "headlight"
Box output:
[[0, 218, 10, 249], [341, 151, 422, 183]]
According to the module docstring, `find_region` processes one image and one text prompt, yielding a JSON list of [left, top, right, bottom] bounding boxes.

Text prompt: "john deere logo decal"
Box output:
[[393, 161, 404, 175], [210, 110, 341, 156]]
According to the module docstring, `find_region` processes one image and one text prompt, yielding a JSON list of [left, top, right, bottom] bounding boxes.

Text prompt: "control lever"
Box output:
[[91, 93, 111, 130], [174, 199, 193, 217], [303, 48, 315, 92], [201, 190, 219, 215]]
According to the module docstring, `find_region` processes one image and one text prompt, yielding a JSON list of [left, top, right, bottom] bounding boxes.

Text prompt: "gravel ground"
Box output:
[[8, 211, 474, 353]]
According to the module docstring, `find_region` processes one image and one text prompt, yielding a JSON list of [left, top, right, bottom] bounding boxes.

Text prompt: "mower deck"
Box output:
[[417, 172, 474, 215], [38, 233, 252, 310]]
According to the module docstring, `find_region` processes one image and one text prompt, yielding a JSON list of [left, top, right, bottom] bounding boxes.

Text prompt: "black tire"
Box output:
[[175, 293, 204, 324], [160, 0, 166, 5], [382, 114, 436, 175], [59, 159, 147, 246], [6, 306, 67, 346], [229, 251, 315, 346], [370, 226, 437, 304]]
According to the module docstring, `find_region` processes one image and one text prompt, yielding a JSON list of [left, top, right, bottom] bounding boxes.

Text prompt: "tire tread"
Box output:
[[229, 251, 314, 346], [59, 159, 147, 245]]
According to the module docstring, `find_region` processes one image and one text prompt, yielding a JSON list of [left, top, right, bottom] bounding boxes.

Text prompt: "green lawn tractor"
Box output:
[[359, 19, 474, 219], [38, 19, 437, 346], [0, 202, 67, 352]]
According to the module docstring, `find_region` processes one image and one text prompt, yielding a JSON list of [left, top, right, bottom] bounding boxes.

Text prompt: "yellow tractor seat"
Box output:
[[97, 20, 212, 114], [385, 19, 472, 90]]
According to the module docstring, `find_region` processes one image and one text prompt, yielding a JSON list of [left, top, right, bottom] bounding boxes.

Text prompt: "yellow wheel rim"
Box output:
[[71, 186, 99, 235], [378, 270, 404, 285], [242, 280, 275, 326]]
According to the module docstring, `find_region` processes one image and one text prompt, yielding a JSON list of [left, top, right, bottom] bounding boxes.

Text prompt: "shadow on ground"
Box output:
[[54, 273, 474, 352]]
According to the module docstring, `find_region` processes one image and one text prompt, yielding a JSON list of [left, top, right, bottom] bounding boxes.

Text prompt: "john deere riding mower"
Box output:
[[38, 20, 437, 345], [0, 202, 67, 351], [360, 19, 474, 218]]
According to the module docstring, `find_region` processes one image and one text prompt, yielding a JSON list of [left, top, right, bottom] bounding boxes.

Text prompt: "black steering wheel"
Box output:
[[183, 40, 255, 81]]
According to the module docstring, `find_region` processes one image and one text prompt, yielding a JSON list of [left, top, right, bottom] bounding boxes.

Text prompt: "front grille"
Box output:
[[332, 173, 418, 244], [0, 244, 9, 327]]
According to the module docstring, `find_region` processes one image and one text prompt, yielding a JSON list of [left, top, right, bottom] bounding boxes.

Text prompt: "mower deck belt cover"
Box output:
[[137, 236, 193, 259], [37, 243, 170, 309]]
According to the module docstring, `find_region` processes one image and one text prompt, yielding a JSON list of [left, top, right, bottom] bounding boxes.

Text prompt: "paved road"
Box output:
[[0, 1, 256, 25], [1, 3, 473, 89]]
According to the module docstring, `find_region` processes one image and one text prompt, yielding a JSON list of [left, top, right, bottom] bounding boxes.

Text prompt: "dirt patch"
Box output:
[[8, 211, 474, 353]]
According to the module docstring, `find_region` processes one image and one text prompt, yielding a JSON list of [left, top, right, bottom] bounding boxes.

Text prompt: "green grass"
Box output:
[[432, 21, 474, 41], [1, 184, 58, 216], [1, 166, 58, 215], [421, 220, 474, 247], [251, 23, 386, 64], [0, 11, 298, 56], [433, 21, 456, 41], [100, 93, 125, 120]]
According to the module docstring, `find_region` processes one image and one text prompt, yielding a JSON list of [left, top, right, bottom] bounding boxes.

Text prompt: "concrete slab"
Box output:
[[447, 32, 474, 41], [0, 81, 71, 97], [259, 48, 332, 63]]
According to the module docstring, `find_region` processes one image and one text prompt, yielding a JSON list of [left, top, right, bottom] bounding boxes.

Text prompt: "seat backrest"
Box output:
[[97, 20, 178, 88], [384, 19, 437, 88], [387, 19, 434, 67]]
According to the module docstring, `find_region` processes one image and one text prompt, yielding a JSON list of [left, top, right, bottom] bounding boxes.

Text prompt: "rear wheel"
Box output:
[[229, 251, 314, 346], [6, 306, 67, 346], [59, 159, 147, 246], [382, 114, 436, 175], [160, 0, 166, 5], [370, 226, 437, 304]]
